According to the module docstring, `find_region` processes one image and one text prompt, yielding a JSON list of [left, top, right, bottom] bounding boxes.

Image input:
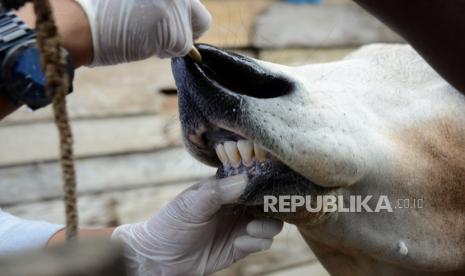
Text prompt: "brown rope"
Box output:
[[32, 0, 78, 241]]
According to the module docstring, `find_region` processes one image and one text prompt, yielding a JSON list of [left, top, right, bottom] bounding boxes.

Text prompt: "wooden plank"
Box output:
[[0, 147, 215, 205], [0, 114, 183, 166], [2, 49, 257, 125], [199, 0, 277, 48], [5, 182, 316, 276], [254, 2, 403, 48], [259, 48, 356, 66], [3, 58, 177, 125], [4, 181, 194, 225]]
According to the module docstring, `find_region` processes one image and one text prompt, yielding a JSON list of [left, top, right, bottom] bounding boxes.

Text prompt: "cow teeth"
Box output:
[[254, 143, 268, 161], [224, 141, 241, 168], [237, 140, 253, 166], [215, 144, 229, 166]]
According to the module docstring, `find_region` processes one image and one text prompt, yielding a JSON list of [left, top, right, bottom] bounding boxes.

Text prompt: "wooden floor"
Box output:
[[0, 0, 402, 274]]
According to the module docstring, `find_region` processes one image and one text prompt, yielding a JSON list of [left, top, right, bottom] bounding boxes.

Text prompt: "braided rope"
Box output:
[[33, 0, 78, 241]]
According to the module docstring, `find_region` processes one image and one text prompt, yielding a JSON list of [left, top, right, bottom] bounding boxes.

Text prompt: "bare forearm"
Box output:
[[15, 0, 93, 67], [0, 1, 92, 120], [47, 227, 115, 247], [354, 0, 465, 93]]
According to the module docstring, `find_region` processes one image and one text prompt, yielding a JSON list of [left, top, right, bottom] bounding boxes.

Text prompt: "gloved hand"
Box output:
[[74, 0, 212, 66], [112, 175, 283, 276]]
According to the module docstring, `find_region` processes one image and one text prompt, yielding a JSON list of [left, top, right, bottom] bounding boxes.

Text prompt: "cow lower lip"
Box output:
[[216, 160, 279, 205], [215, 154, 327, 206]]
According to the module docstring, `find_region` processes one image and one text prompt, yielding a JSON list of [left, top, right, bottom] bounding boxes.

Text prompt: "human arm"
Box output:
[[0, 208, 116, 253], [14, 0, 93, 68], [13, 0, 212, 68], [353, 0, 465, 93], [75, 0, 211, 66], [11, 175, 282, 276], [46, 227, 114, 247], [0, 0, 211, 119], [0, 209, 64, 255], [0, 0, 92, 120], [112, 175, 283, 276]]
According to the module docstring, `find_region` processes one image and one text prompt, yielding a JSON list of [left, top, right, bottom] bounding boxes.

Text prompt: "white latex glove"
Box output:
[[75, 0, 212, 66], [112, 175, 283, 276]]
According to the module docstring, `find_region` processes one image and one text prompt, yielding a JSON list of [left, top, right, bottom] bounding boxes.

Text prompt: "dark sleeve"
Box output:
[[354, 0, 465, 93]]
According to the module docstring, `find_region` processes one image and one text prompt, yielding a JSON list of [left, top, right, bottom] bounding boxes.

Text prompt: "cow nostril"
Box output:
[[197, 45, 294, 99]]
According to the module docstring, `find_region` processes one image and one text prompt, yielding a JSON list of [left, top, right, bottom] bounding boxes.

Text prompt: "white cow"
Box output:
[[172, 43, 465, 275]]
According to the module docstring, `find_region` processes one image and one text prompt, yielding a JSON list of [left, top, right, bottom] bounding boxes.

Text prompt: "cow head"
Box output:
[[172, 44, 465, 275]]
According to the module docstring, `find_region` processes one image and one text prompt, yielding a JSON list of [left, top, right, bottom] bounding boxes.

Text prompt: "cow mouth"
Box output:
[[201, 127, 327, 206], [172, 44, 330, 208]]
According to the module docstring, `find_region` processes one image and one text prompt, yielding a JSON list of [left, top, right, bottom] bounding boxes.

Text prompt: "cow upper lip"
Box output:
[[183, 44, 294, 100]]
